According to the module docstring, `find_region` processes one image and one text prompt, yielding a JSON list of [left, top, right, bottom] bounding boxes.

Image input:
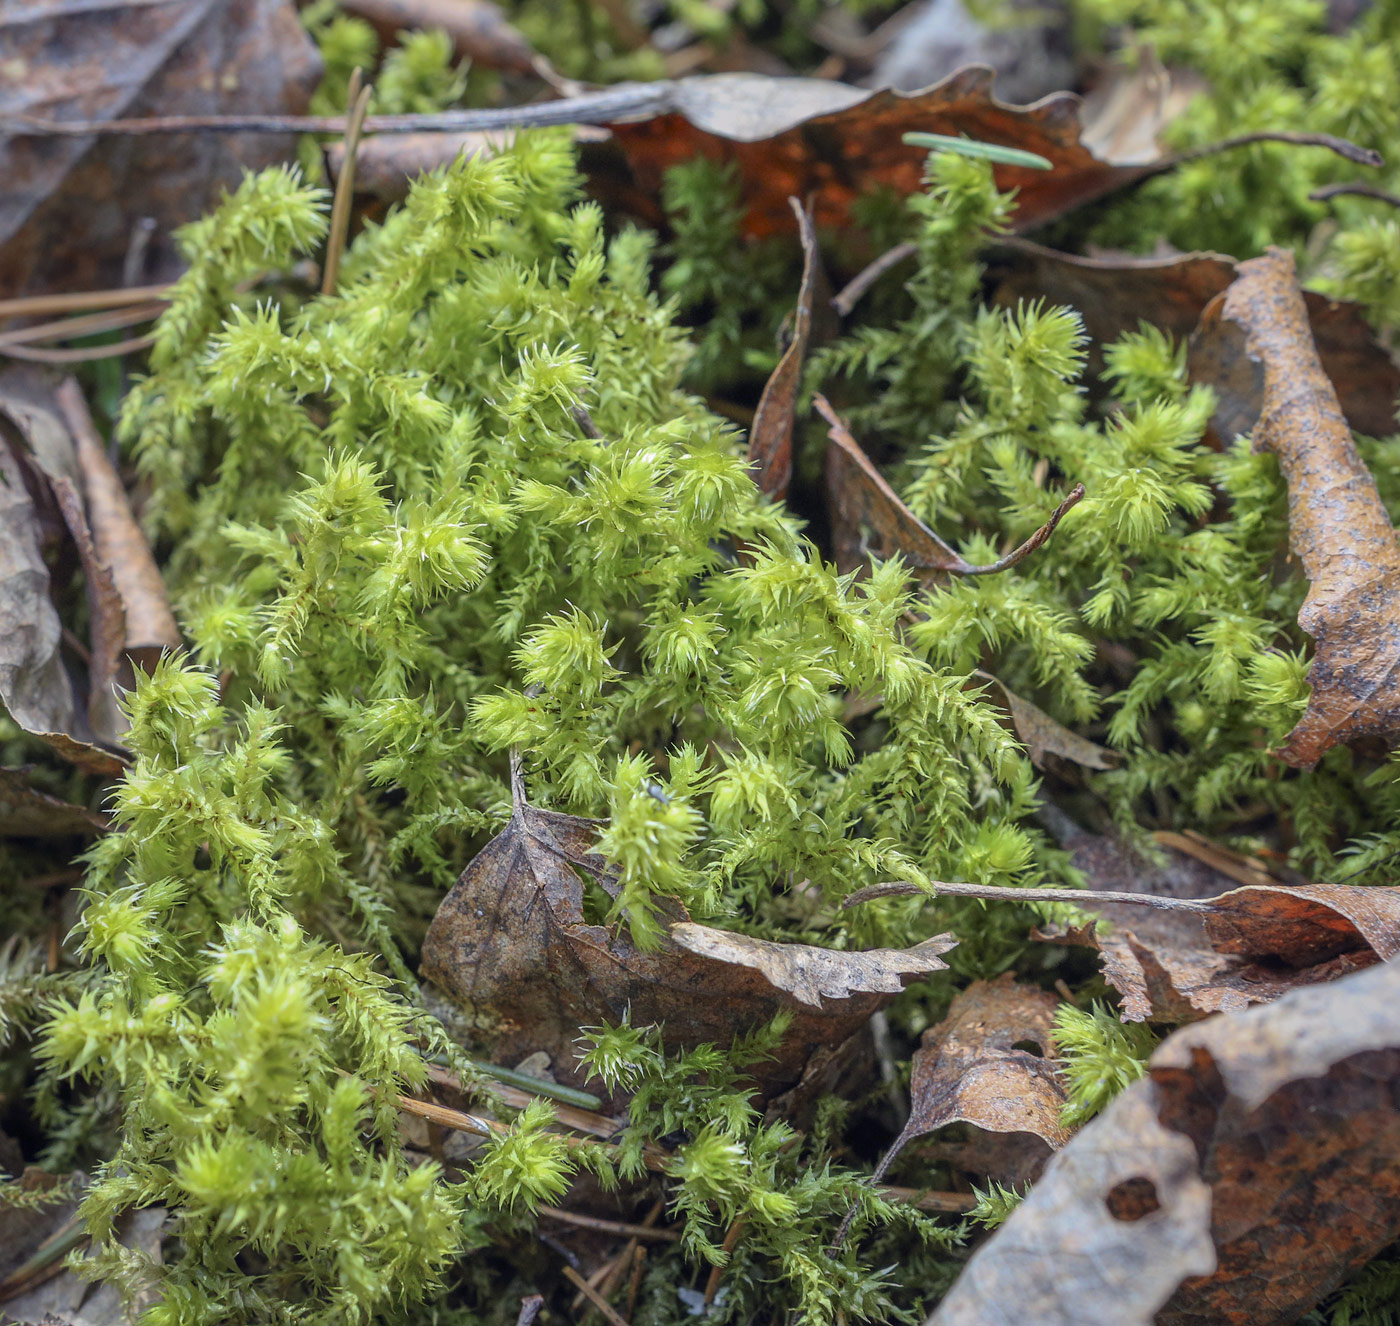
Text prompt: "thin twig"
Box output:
[[832, 241, 917, 317], [538, 1205, 682, 1242], [572, 1254, 618, 1314], [0, 334, 155, 364], [626, 1245, 648, 1320], [323, 73, 374, 297], [0, 84, 668, 138], [703, 1218, 748, 1307], [424, 1063, 616, 1136], [956, 483, 1085, 575], [424, 1055, 604, 1111], [1162, 129, 1382, 170], [0, 302, 167, 347], [0, 283, 170, 321], [1309, 181, 1400, 209], [562, 1264, 632, 1326], [879, 1185, 978, 1214], [593, 1197, 664, 1310], [397, 1092, 671, 1172], [842, 879, 1216, 912], [0, 1218, 89, 1303]]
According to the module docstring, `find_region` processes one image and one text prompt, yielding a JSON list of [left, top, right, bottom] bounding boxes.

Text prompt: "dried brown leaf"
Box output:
[[53, 381, 179, 666], [1189, 247, 1400, 767], [977, 671, 1118, 770], [0, 767, 107, 838], [814, 394, 1083, 579], [420, 762, 955, 1102], [603, 68, 1152, 239], [989, 238, 1400, 439], [668, 922, 949, 1008], [1041, 827, 1400, 1021], [0, 419, 119, 775], [1, 369, 175, 748], [929, 957, 1400, 1325], [876, 975, 1068, 1189], [747, 199, 817, 502], [0, 0, 320, 297]]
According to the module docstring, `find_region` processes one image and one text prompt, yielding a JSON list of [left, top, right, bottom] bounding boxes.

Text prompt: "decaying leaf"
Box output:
[[337, 0, 538, 74], [0, 369, 176, 751], [0, 0, 320, 296], [669, 922, 950, 1007], [420, 758, 955, 1102], [0, 768, 107, 838], [977, 671, 1118, 770], [0, 422, 121, 775], [929, 957, 1400, 1325], [989, 237, 1400, 439], [602, 68, 1168, 238], [1036, 825, 1400, 1021], [814, 393, 1083, 579], [1187, 247, 1400, 768], [53, 379, 181, 672], [876, 975, 1068, 1188], [747, 199, 817, 502]]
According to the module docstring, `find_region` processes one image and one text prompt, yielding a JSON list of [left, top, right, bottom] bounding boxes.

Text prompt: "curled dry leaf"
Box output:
[[420, 760, 955, 1103], [0, 0, 321, 297], [875, 974, 1068, 1189], [53, 380, 181, 670], [0, 369, 177, 752], [1188, 247, 1400, 768], [0, 418, 121, 775], [976, 671, 1117, 770], [929, 956, 1400, 1326], [1036, 825, 1400, 1022], [989, 237, 1400, 439], [0, 768, 106, 838], [336, 0, 538, 74], [747, 199, 817, 502], [814, 393, 1083, 579]]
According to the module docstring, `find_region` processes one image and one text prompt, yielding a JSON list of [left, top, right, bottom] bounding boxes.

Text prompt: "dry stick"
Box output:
[[702, 1218, 748, 1308], [594, 1197, 665, 1308], [881, 1185, 977, 1214], [323, 74, 374, 297], [0, 283, 170, 321], [572, 1257, 617, 1315], [397, 1093, 671, 1172], [831, 241, 916, 317], [1310, 181, 1400, 209], [400, 1091, 973, 1219], [515, 1294, 545, 1326], [1162, 129, 1382, 169], [0, 1218, 89, 1303], [0, 301, 168, 347], [957, 482, 1085, 575], [538, 1205, 682, 1243], [842, 879, 1218, 912], [0, 83, 668, 138], [0, 334, 155, 364], [562, 1264, 632, 1326], [626, 1245, 647, 1320]]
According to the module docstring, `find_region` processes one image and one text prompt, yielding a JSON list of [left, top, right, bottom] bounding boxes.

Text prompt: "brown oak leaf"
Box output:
[[929, 957, 1400, 1325]]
